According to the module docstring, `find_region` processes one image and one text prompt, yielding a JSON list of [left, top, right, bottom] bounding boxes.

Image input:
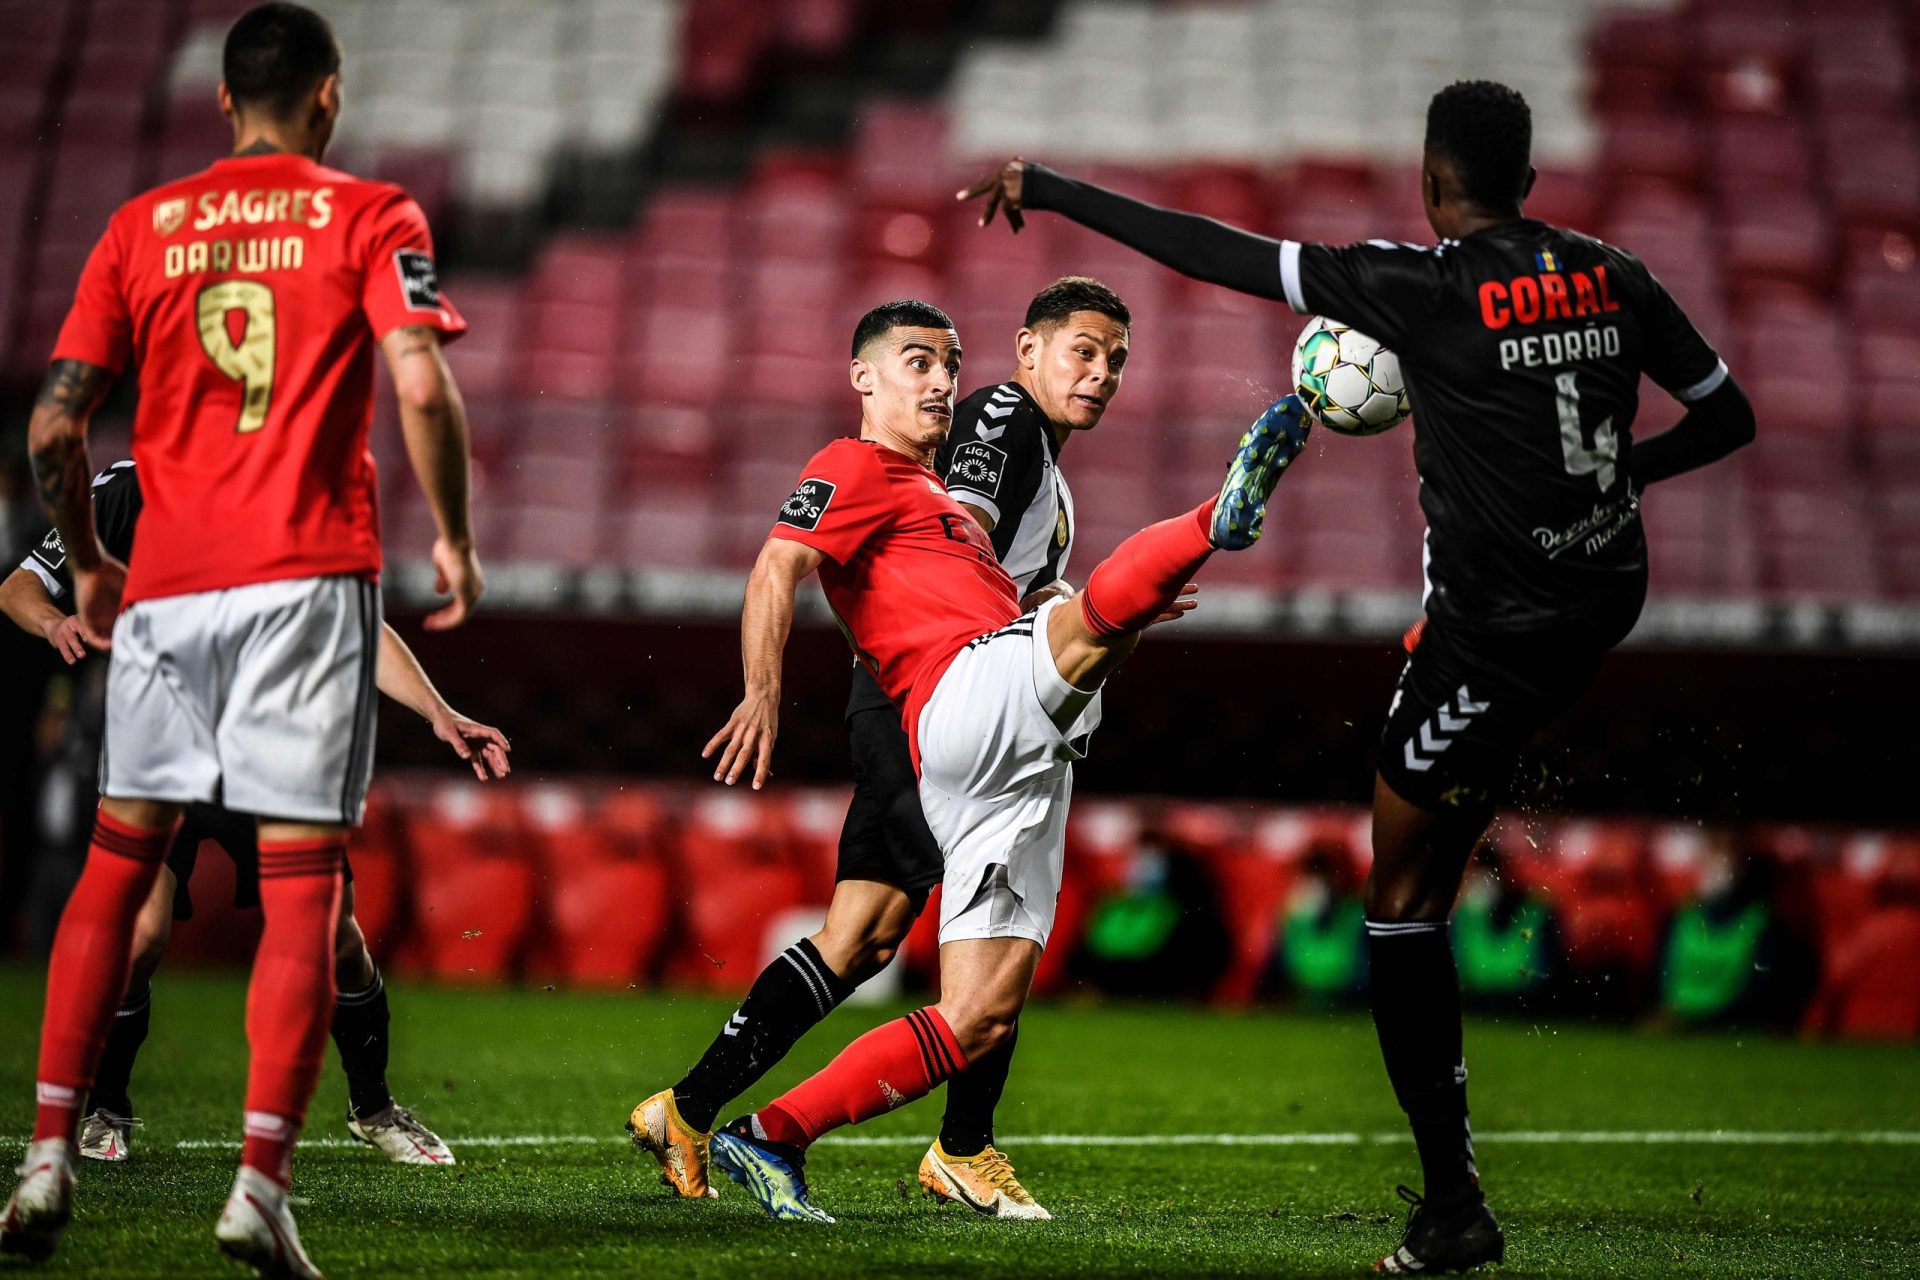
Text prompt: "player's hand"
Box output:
[[71, 556, 127, 651], [957, 158, 1028, 232], [1149, 583, 1199, 626], [425, 536, 483, 631], [703, 689, 779, 790], [1019, 578, 1075, 612], [430, 708, 512, 781], [40, 613, 89, 664]]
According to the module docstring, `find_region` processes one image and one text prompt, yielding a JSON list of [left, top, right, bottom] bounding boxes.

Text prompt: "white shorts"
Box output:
[[102, 574, 381, 825], [917, 597, 1102, 947]]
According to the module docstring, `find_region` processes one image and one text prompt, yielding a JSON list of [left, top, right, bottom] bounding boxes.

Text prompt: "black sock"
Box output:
[[87, 982, 151, 1119], [331, 968, 393, 1119], [939, 1019, 1016, 1157], [673, 937, 856, 1134], [1367, 920, 1479, 1207]]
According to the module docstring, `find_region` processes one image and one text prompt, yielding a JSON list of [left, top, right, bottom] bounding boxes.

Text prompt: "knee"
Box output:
[[127, 917, 170, 986], [333, 913, 373, 985], [813, 917, 909, 985], [941, 1005, 1017, 1062]]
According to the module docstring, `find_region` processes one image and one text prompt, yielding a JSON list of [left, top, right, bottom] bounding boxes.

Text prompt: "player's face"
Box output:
[[1021, 311, 1128, 432], [855, 326, 962, 454]]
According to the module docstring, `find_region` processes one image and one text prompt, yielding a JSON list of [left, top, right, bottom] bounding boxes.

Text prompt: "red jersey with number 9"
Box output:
[[767, 438, 1021, 757], [51, 152, 465, 607]]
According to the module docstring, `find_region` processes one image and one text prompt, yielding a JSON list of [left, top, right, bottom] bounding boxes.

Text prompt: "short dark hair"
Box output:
[[850, 299, 956, 358], [1022, 276, 1130, 332], [224, 3, 341, 120], [1425, 80, 1532, 211]]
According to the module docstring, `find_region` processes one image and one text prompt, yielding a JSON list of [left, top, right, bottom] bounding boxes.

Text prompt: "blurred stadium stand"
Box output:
[[0, 0, 1914, 615], [142, 773, 1920, 1039]]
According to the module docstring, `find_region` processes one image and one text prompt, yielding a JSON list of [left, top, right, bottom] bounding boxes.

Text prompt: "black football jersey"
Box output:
[[846, 380, 1075, 717], [1283, 221, 1725, 634], [20, 460, 143, 598]]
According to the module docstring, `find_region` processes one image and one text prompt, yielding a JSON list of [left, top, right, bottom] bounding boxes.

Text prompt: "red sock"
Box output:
[[34, 809, 173, 1143], [240, 837, 344, 1186], [1078, 498, 1217, 638], [757, 1008, 967, 1148]]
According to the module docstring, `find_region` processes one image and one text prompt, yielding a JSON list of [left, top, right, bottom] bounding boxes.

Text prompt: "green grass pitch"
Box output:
[[2, 968, 1916, 1278]]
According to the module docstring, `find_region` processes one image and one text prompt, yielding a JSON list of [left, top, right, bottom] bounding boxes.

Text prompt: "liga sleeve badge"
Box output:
[[777, 478, 836, 530], [948, 440, 1007, 498], [394, 250, 443, 311]]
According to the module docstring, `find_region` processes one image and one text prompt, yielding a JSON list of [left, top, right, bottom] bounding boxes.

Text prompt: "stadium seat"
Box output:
[[671, 862, 807, 993], [1803, 905, 1920, 1041]]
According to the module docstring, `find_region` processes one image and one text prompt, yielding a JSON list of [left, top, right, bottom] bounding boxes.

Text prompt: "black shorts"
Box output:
[[166, 803, 355, 921], [838, 703, 944, 909], [1376, 620, 1611, 822]]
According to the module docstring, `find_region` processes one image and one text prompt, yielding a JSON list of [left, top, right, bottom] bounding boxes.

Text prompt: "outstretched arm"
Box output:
[[0, 567, 87, 663], [27, 359, 121, 648], [703, 538, 826, 790], [374, 622, 511, 780], [1633, 373, 1756, 486], [960, 160, 1290, 301]]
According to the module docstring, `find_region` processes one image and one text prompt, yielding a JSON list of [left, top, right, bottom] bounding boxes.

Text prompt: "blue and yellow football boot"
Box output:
[[1212, 393, 1313, 550], [709, 1117, 834, 1223]]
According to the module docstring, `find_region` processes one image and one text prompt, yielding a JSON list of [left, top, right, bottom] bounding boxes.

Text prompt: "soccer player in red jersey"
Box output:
[[692, 299, 1312, 1221], [1, 6, 480, 1274]]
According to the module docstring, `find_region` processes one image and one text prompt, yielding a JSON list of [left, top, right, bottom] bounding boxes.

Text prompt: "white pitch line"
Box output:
[[163, 1130, 1920, 1152]]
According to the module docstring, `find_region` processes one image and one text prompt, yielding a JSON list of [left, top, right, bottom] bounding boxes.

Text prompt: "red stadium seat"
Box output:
[[1803, 906, 1920, 1041], [541, 858, 673, 988], [671, 863, 807, 993]]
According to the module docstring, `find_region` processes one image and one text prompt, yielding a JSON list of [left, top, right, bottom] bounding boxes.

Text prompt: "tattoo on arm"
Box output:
[[28, 359, 112, 569], [393, 324, 439, 358]]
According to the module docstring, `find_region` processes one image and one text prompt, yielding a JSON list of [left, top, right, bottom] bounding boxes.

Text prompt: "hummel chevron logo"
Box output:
[[982, 402, 1016, 419], [991, 387, 1019, 404], [1402, 685, 1489, 773], [721, 1011, 748, 1038]]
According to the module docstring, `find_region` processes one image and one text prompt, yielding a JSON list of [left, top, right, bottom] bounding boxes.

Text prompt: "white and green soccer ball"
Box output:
[[1291, 315, 1411, 436]]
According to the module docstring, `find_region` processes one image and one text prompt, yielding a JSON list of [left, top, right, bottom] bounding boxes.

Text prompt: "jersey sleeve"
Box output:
[[1626, 257, 1727, 403], [939, 388, 1043, 545], [20, 464, 142, 599], [358, 188, 466, 343], [766, 444, 892, 565], [1281, 239, 1442, 352], [50, 215, 134, 374]]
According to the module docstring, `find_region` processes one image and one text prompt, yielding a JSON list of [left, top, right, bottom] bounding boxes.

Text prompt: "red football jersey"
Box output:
[[52, 152, 465, 606], [768, 439, 1021, 758]]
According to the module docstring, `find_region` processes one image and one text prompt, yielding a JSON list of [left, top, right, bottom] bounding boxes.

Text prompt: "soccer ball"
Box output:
[[1290, 316, 1411, 436]]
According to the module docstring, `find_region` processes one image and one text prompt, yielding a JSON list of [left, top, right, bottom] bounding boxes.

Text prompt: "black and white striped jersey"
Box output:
[[19, 460, 141, 598], [936, 380, 1074, 598], [846, 379, 1073, 718]]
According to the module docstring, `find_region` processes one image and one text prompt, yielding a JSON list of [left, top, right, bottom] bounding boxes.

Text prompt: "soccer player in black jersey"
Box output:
[[960, 82, 1756, 1272], [0, 460, 511, 1168], [631, 277, 1131, 1220]]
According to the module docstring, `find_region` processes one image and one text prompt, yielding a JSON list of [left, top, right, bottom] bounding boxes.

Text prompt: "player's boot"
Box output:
[[1212, 394, 1313, 550], [79, 1109, 138, 1163], [917, 1141, 1051, 1221], [0, 1139, 77, 1263], [346, 1102, 455, 1166], [214, 1165, 323, 1280], [626, 1088, 715, 1199], [708, 1117, 834, 1223], [1376, 1185, 1505, 1274]]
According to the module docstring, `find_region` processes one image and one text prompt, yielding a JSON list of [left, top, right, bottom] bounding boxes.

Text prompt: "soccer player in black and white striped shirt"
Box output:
[[632, 278, 1131, 1220]]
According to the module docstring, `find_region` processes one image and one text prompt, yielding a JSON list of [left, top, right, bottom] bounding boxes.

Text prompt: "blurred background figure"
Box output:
[[1453, 845, 1562, 1017], [1267, 837, 1367, 1010], [1656, 828, 1815, 1032], [1070, 829, 1227, 1000]]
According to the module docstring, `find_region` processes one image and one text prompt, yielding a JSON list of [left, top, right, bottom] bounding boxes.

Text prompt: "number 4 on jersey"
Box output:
[[1554, 370, 1617, 492]]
